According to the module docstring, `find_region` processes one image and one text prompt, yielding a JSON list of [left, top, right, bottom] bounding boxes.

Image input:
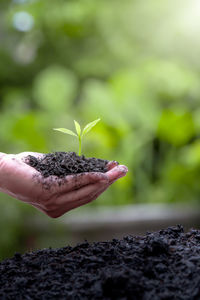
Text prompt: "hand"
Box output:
[[0, 152, 128, 218]]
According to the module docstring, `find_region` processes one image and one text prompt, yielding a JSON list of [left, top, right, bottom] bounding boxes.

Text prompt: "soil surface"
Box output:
[[1, 225, 200, 299], [26, 152, 109, 177]]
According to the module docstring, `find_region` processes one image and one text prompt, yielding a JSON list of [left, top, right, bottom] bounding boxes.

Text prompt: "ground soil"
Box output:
[[26, 152, 109, 177], [1, 225, 200, 299]]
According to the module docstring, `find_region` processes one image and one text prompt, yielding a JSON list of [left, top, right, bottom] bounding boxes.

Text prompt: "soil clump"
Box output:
[[1, 225, 200, 299], [26, 152, 109, 178]]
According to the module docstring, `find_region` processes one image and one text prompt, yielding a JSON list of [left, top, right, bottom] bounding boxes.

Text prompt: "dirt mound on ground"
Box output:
[[1, 225, 200, 299]]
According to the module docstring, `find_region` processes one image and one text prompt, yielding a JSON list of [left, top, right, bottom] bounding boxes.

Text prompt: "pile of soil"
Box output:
[[1, 225, 200, 299], [26, 152, 109, 177]]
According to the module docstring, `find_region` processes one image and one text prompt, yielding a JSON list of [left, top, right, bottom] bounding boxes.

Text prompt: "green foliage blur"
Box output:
[[1, 0, 200, 258]]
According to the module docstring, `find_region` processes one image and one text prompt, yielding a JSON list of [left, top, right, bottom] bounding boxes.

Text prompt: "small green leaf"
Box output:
[[53, 128, 77, 137], [74, 120, 81, 137], [82, 118, 101, 137]]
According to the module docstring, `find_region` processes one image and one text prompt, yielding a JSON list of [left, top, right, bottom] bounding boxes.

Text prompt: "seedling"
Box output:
[[53, 118, 100, 156]]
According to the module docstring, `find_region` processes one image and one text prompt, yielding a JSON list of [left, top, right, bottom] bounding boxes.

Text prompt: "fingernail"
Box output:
[[120, 166, 128, 173], [107, 160, 119, 167]]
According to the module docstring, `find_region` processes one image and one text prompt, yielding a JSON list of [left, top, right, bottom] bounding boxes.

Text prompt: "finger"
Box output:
[[30, 202, 46, 212], [89, 183, 110, 200], [107, 160, 119, 171], [46, 182, 110, 218], [106, 165, 128, 183], [48, 172, 109, 195], [64, 183, 110, 211], [57, 179, 108, 206]]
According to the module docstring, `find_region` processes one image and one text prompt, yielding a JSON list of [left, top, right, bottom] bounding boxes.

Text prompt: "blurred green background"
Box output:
[[1, 0, 200, 259]]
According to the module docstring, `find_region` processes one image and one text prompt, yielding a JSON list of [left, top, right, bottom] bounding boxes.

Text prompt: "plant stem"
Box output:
[[78, 136, 82, 156]]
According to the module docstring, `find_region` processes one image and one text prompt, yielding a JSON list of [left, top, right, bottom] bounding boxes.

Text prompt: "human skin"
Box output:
[[0, 152, 128, 218]]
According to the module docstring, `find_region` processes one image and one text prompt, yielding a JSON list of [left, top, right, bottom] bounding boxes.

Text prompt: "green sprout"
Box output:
[[53, 118, 101, 156]]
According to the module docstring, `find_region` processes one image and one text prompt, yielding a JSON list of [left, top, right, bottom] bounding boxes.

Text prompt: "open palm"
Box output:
[[0, 152, 128, 218]]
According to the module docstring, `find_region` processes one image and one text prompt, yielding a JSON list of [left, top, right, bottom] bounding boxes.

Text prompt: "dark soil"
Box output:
[[1, 225, 200, 299], [26, 152, 109, 177]]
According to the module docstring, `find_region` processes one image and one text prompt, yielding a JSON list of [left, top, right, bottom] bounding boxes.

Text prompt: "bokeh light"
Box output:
[[13, 11, 34, 32]]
